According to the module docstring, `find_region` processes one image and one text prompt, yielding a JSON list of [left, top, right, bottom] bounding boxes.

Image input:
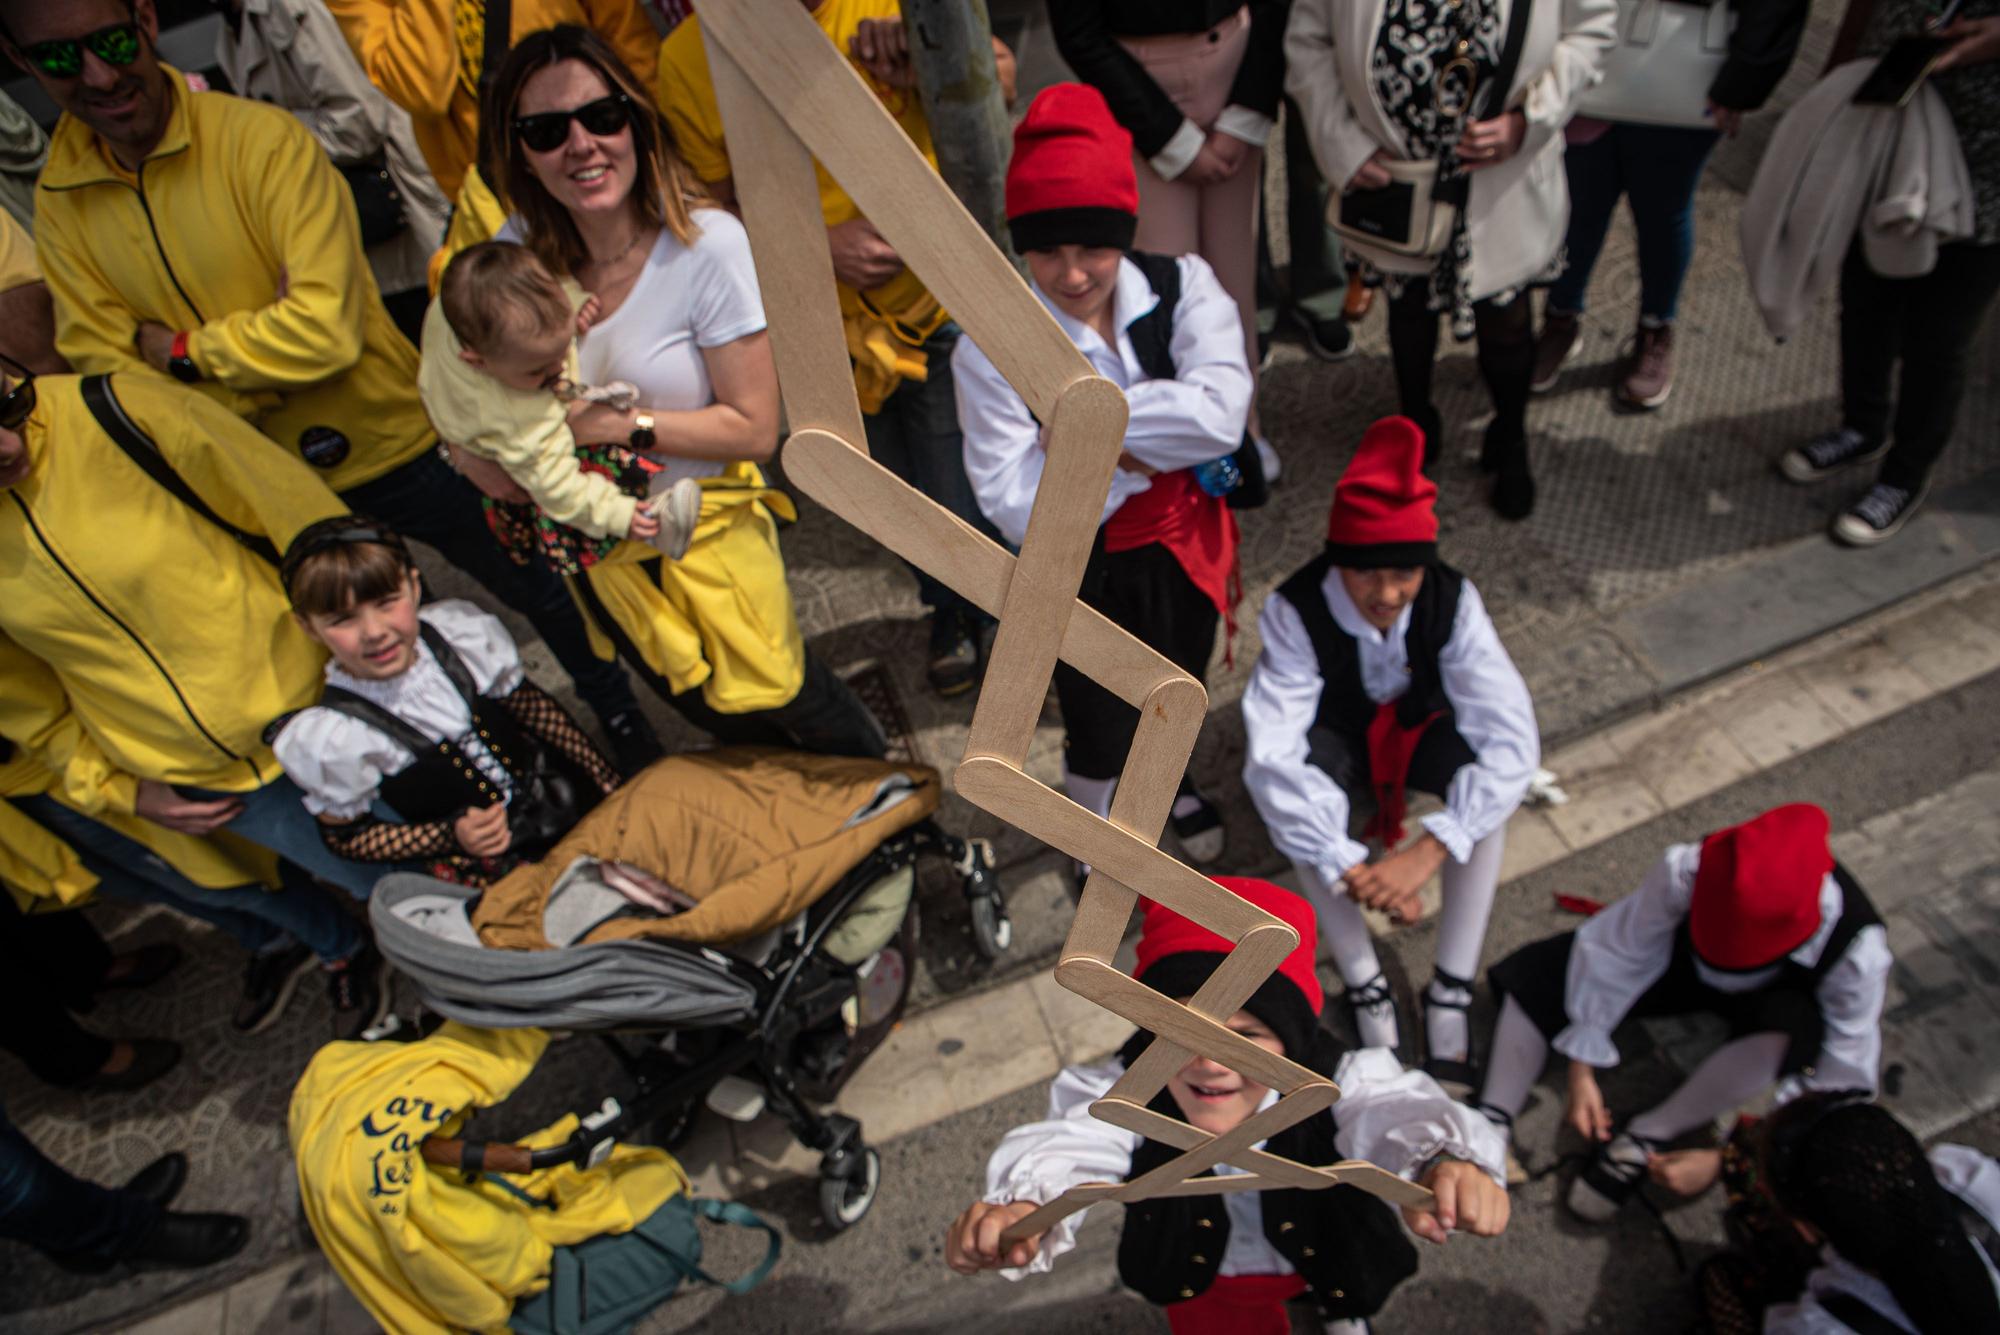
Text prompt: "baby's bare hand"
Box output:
[[628, 506, 662, 541]]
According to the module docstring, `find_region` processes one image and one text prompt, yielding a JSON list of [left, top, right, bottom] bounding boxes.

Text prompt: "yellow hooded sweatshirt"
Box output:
[[33, 67, 434, 495], [0, 374, 345, 807], [290, 1023, 684, 1335], [324, 0, 661, 200]]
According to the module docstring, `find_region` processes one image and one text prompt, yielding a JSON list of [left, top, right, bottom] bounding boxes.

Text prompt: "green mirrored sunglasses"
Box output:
[[23, 23, 143, 79]]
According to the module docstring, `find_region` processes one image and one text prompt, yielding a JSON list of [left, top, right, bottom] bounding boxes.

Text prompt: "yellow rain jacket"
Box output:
[[325, 0, 660, 200], [289, 1023, 684, 1335], [574, 467, 806, 713], [0, 746, 278, 914], [34, 67, 433, 494], [425, 166, 509, 296], [658, 2, 952, 412], [0, 374, 344, 805]]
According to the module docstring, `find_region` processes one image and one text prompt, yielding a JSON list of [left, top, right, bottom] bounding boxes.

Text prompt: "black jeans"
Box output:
[[0, 897, 113, 1087], [1386, 283, 1535, 466], [341, 450, 641, 725], [1839, 239, 2000, 492], [862, 324, 998, 625], [1257, 95, 1347, 318]]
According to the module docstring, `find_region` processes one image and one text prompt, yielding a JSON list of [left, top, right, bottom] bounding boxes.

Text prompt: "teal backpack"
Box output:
[[509, 1194, 781, 1335]]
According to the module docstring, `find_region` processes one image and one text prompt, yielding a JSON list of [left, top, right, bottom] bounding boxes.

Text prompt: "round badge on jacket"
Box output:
[[299, 427, 351, 470]]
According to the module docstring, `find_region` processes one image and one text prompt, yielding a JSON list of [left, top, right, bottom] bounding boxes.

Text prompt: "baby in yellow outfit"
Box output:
[[418, 242, 701, 572]]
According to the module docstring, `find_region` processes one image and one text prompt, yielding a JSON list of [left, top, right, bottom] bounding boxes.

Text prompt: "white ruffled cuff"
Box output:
[[1552, 1023, 1620, 1069]]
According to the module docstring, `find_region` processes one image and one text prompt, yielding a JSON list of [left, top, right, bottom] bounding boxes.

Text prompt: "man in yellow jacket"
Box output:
[[657, 1, 1006, 698], [0, 364, 390, 1038], [4, 0, 661, 769], [324, 0, 659, 200]]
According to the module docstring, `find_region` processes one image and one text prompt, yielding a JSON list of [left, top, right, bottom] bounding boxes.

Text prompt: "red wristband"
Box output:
[[170, 330, 190, 362]]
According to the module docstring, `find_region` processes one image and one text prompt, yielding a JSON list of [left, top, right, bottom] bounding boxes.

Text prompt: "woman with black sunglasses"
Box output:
[[471, 26, 884, 760]]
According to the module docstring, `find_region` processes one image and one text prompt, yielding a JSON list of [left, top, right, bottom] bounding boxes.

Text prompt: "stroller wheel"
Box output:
[[969, 892, 1012, 959], [817, 1145, 881, 1230]]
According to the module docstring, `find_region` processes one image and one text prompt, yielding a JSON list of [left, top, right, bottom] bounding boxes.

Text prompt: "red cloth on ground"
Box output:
[[1362, 699, 1443, 847], [1103, 468, 1241, 654], [1164, 1273, 1308, 1335]]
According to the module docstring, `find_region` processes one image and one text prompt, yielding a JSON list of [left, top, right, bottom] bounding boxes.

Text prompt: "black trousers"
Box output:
[[341, 450, 643, 726], [1839, 239, 2000, 492], [1054, 539, 1219, 781], [1489, 931, 1824, 1076], [0, 899, 113, 1088], [1304, 714, 1478, 813], [1387, 283, 1535, 464], [572, 567, 886, 760]]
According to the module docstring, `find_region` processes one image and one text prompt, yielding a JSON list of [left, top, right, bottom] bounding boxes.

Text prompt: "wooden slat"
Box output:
[[703, 36, 867, 450], [1091, 1099, 1344, 1193], [697, 0, 1087, 420], [965, 376, 1128, 765], [1123, 1081, 1341, 1198]]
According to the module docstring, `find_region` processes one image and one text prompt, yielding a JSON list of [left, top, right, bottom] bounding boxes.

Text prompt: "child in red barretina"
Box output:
[[945, 878, 1511, 1335], [1242, 417, 1539, 1077], [954, 84, 1258, 873]]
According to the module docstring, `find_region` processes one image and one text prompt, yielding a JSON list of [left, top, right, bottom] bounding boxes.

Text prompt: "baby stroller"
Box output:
[[372, 747, 1010, 1230]]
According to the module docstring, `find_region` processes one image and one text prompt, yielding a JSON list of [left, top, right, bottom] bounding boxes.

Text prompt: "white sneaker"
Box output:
[[647, 476, 704, 561]]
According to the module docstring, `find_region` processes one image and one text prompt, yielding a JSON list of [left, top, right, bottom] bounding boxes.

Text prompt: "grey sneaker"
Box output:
[[1618, 323, 1675, 409], [1832, 483, 1927, 546], [1531, 311, 1582, 392], [1778, 427, 1889, 484]]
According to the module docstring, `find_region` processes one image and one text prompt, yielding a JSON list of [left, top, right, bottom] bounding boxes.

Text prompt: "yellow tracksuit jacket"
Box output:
[[0, 374, 345, 807], [324, 0, 660, 200], [34, 67, 433, 494]]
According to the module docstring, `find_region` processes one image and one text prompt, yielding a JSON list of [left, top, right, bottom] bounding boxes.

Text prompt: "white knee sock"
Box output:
[[1301, 867, 1399, 1049], [1425, 829, 1505, 1064], [1627, 1032, 1790, 1144], [1476, 995, 1551, 1131], [1062, 766, 1118, 878]]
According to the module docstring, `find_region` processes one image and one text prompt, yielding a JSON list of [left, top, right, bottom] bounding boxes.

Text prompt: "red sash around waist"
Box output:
[[1164, 1272, 1308, 1335], [1102, 468, 1241, 650], [1364, 699, 1444, 847]]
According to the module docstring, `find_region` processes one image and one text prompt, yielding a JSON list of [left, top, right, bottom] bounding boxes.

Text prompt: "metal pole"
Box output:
[[902, 0, 1017, 267]]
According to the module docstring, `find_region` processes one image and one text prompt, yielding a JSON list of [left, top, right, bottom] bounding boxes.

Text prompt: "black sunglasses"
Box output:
[[22, 22, 144, 80], [0, 354, 35, 431], [512, 94, 633, 154]]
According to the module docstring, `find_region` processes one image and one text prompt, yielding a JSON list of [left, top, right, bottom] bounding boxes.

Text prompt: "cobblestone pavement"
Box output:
[[7, 0, 1999, 1326]]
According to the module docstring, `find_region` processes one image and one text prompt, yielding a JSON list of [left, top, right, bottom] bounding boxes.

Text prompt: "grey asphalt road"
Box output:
[[635, 668, 2000, 1335]]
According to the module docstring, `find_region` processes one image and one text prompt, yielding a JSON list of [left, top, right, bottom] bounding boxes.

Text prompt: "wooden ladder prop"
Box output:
[[698, 0, 1433, 1242]]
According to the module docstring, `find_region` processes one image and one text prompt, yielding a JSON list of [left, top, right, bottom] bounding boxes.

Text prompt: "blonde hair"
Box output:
[[486, 25, 711, 278], [439, 241, 571, 354]]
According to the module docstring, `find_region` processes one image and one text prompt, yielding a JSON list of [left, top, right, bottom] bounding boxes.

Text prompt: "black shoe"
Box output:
[[1167, 793, 1225, 864], [234, 942, 315, 1034], [1778, 426, 1889, 484], [1832, 482, 1927, 547], [1290, 306, 1356, 361], [1420, 973, 1478, 1088], [1342, 973, 1403, 1055], [95, 943, 183, 995], [1567, 1133, 1653, 1223], [79, 1039, 182, 1094], [927, 608, 980, 698], [124, 1153, 188, 1209], [327, 943, 391, 1042], [602, 708, 664, 777], [127, 1211, 251, 1271], [1492, 464, 1536, 521]]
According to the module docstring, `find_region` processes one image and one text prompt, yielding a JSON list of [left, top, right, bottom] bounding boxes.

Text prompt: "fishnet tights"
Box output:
[[319, 814, 460, 863], [499, 680, 621, 796]]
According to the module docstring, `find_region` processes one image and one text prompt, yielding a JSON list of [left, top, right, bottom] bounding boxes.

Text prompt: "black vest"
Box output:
[[1111, 1032, 1420, 1320], [1273, 552, 1464, 737], [306, 623, 595, 859]]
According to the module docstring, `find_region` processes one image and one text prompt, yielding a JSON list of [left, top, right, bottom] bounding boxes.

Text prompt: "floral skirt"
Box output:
[[482, 445, 661, 577]]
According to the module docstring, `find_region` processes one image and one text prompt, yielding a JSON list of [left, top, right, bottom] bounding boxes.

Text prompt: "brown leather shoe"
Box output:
[[1531, 311, 1581, 393], [1618, 322, 1675, 409], [1341, 271, 1374, 321]]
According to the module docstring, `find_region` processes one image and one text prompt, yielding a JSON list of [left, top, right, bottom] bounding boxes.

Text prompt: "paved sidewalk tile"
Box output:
[[1704, 669, 1848, 767], [1496, 807, 1572, 884], [1878, 602, 2000, 692], [926, 979, 1062, 1114], [1541, 736, 1666, 848], [1601, 700, 1760, 809], [1794, 637, 1934, 729], [220, 1259, 322, 1333], [835, 1013, 956, 1146], [120, 1292, 227, 1335]]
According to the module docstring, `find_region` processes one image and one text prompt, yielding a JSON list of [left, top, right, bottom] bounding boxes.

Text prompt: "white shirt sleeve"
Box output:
[[1148, 118, 1207, 181], [271, 707, 413, 822], [982, 1058, 1140, 1279], [684, 210, 769, 348], [1774, 924, 1891, 1103], [1119, 256, 1253, 473], [1552, 845, 1700, 1067], [953, 332, 1055, 548], [1932, 1144, 2000, 1232], [1214, 105, 1274, 147], [1242, 593, 1371, 882], [1422, 582, 1541, 863], [1331, 1048, 1509, 1188], [420, 600, 524, 698]]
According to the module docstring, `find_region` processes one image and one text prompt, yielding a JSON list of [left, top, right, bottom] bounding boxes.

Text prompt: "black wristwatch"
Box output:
[[629, 411, 656, 452], [167, 330, 201, 384]]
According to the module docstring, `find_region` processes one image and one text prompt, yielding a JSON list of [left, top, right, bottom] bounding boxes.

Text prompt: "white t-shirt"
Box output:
[[500, 207, 768, 487]]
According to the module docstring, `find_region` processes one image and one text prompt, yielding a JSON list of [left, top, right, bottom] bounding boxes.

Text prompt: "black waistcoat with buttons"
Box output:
[[1111, 1032, 1420, 1319], [1273, 552, 1464, 739]]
